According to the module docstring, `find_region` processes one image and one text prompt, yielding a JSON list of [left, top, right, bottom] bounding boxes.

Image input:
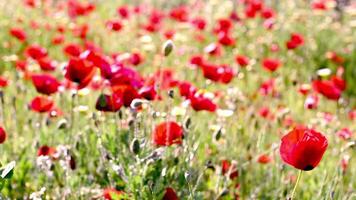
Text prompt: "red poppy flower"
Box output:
[[235, 55, 249, 67], [336, 128, 352, 140], [312, 80, 341, 100], [30, 96, 54, 113], [190, 94, 217, 112], [280, 126, 328, 171], [178, 81, 197, 99], [331, 75, 346, 91], [191, 17, 206, 30], [103, 188, 123, 200], [63, 43, 82, 57], [37, 145, 56, 156], [258, 154, 272, 164], [106, 20, 123, 32], [163, 187, 179, 200], [25, 45, 48, 60], [262, 58, 281, 72], [9, 27, 27, 42], [286, 33, 304, 49], [221, 159, 238, 179], [169, 6, 189, 22], [138, 86, 157, 101], [95, 93, 123, 112], [117, 5, 130, 19], [37, 58, 56, 71], [112, 85, 139, 107], [130, 52, 143, 66], [65, 58, 96, 89], [0, 76, 9, 88], [153, 121, 183, 146], [261, 7, 275, 19], [52, 34, 65, 45], [32, 74, 60, 95], [325, 51, 344, 64], [0, 126, 6, 144]]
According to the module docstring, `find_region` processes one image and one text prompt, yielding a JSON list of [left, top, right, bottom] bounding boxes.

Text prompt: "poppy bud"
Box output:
[[162, 40, 174, 57], [130, 138, 140, 154]]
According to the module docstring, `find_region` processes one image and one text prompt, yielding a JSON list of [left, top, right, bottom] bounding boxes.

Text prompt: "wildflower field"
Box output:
[[0, 0, 355, 199]]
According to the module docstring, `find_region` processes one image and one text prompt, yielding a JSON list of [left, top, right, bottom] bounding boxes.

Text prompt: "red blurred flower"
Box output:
[[169, 6, 189, 22], [152, 121, 183, 146], [312, 79, 341, 100], [9, 27, 27, 42], [65, 58, 96, 89], [235, 55, 249, 67], [63, 43, 82, 57], [190, 93, 217, 112], [0, 126, 6, 144], [262, 58, 281, 72], [163, 187, 179, 200], [25, 45, 48, 60], [280, 126, 328, 171], [103, 188, 123, 200], [30, 96, 54, 113], [38, 58, 56, 71], [32, 74, 60, 95], [117, 5, 130, 19], [95, 93, 123, 112], [286, 33, 304, 50], [336, 128, 352, 140], [221, 159, 238, 179], [106, 20, 123, 32], [37, 145, 56, 156], [0, 76, 9, 88], [258, 154, 272, 164]]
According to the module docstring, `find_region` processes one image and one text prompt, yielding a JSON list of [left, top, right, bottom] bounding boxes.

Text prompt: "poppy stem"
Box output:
[[290, 170, 303, 200]]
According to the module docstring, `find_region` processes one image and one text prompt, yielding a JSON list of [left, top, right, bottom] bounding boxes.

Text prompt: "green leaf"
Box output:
[[0, 161, 16, 179]]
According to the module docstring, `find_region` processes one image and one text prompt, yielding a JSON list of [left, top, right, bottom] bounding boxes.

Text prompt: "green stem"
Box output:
[[291, 170, 303, 200]]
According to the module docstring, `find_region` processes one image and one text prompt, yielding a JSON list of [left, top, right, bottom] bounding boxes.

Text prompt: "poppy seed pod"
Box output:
[[162, 40, 174, 57]]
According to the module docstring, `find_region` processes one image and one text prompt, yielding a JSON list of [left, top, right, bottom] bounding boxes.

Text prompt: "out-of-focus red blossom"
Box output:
[[312, 0, 327, 10], [214, 18, 233, 34], [221, 159, 238, 179], [153, 121, 183, 146], [259, 78, 275, 96], [178, 81, 197, 99], [280, 126, 328, 171], [24, 0, 39, 8], [286, 33, 304, 49], [304, 94, 319, 109], [103, 188, 123, 200], [163, 187, 179, 200], [261, 7, 275, 19], [30, 96, 54, 113], [326, 51, 344, 64], [235, 55, 249, 67], [147, 69, 178, 90], [190, 55, 205, 67], [72, 24, 89, 39], [63, 43, 82, 57], [218, 32, 235, 46], [204, 43, 222, 57], [349, 110, 356, 121], [117, 5, 130, 19], [331, 75, 346, 91], [191, 17, 206, 30], [112, 85, 139, 107], [9, 27, 27, 42], [262, 58, 281, 72], [0, 126, 6, 144], [258, 154, 272, 164], [138, 86, 157, 101], [95, 93, 123, 112], [37, 145, 56, 157], [259, 107, 271, 118], [163, 29, 175, 39], [31, 74, 60, 95], [37, 58, 56, 71], [15, 60, 27, 71], [169, 6, 189, 22], [25, 45, 48, 60], [337, 128, 352, 140], [201, 63, 235, 84], [52, 34, 65, 45], [190, 93, 217, 112], [130, 52, 143, 66], [0, 76, 9, 88], [65, 57, 96, 89], [67, 0, 95, 19], [312, 79, 341, 100], [341, 155, 350, 173], [298, 84, 311, 95], [106, 20, 123, 32], [230, 11, 241, 21]]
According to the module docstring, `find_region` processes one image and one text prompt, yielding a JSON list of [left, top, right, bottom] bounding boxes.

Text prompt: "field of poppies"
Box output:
[[0, 0, 355, 199]]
